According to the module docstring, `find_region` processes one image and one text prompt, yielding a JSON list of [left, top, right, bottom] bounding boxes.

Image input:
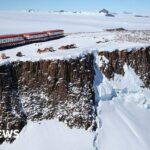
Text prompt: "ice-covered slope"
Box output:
[[94, 58, 150, 150], [0, 11, 150, 34], [97, 100, 150, 150]]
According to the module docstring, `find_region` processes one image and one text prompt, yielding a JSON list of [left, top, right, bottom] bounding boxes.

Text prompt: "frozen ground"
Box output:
[[0, 11, 150, 150]]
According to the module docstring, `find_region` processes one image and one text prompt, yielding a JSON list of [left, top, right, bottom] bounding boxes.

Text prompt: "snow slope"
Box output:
[[1, 120, 94, 150], [94, 57, 150, 150], [97, 100, 150, 150]]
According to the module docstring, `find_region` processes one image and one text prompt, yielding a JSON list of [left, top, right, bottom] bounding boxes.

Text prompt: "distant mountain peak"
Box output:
[[99, 8, 109, 14], [99, 8, 115, 17]]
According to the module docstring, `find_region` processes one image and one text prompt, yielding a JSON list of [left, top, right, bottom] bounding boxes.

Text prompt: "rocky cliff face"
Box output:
[[1, 46, 150, 144], [0, 54, 96, 143], [99, 46, 150, 87]]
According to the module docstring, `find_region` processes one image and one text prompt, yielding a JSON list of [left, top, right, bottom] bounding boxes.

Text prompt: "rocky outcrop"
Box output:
[[0, 54, 96, 143], [99, 46, 150, 87], [99, 9, 115, 17]]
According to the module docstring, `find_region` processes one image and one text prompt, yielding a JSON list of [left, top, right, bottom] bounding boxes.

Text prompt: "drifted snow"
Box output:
[[1, 120, 94, 150]]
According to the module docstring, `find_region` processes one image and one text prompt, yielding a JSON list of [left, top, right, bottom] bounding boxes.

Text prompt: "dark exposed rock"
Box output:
[[106, 13, 115, 17], [99, 9, 109, 14], [59, 10, 65, 13], [37, 47, 55, 53], [0, 53, 96, 143], [99, 9, 115, 17], [96, 39, 109, 44], [16, 52, 24, 57], [135, 15, 149, 18], [105, 28, 126, 32], [1, 45, 150, 144], [99, 46, 150, 87], [59, 44, 77, 50]]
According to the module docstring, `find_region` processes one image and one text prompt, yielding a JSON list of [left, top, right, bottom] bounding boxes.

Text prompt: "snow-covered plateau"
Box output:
[[0, 10, 150, 34], [0, 11, 150, 150]]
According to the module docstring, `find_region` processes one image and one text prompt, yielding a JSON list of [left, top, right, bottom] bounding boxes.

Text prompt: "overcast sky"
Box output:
[[0, 0, 150, 14]]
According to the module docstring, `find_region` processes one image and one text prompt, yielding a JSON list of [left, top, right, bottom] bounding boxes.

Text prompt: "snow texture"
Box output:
[[94, 55, 150, 150], [1, 120, 94, 150]]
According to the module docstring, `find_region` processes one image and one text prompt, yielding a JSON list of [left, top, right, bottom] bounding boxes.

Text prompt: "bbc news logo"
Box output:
[[0, 130, 19, 140]]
